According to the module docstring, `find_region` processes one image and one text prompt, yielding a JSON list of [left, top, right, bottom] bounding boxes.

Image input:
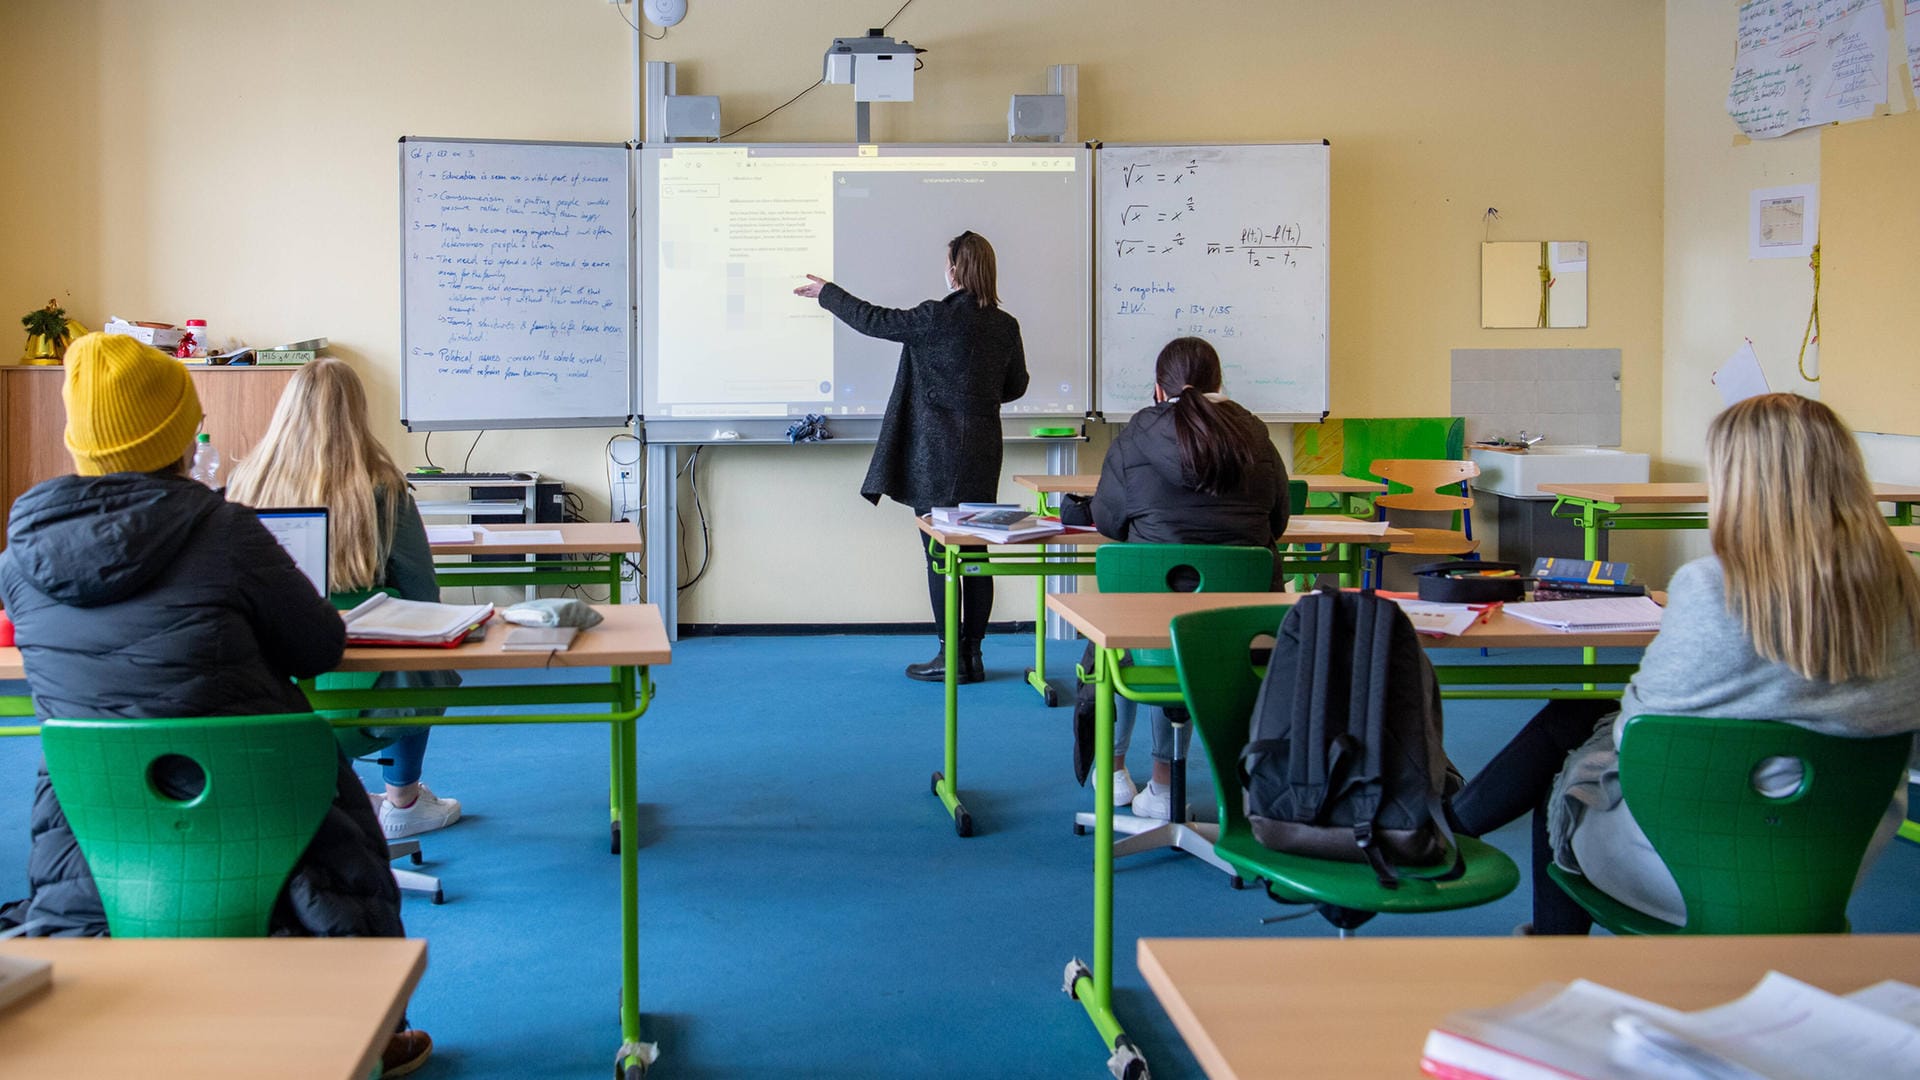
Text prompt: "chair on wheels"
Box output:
[[322, 588, 445, 905], [1547, 715, 1912, 935], [1072, 543, 1275, 877], [1169, 604, 1519, 933], [41, 713, 339, 938], [1365, 458, 1480, 587]]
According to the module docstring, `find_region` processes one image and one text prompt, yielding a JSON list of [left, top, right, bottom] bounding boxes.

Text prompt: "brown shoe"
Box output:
[[382, 1030, 434, 1078]]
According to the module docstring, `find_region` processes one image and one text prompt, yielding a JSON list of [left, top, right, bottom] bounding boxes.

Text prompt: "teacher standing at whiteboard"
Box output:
[[795, 230, 1030, 684]]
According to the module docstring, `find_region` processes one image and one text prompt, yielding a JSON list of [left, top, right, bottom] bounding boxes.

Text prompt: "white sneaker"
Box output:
[[1130, 783, 1172, 820], [378, 784, 462, 839], [1111, 769, 1139, 807]]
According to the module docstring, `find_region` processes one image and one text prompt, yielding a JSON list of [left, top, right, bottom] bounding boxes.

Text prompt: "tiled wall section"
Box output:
[[1450, 348, 1623, 446]]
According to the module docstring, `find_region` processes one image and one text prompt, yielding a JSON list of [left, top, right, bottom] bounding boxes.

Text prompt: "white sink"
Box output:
[[1469, 445, 1650, 498]]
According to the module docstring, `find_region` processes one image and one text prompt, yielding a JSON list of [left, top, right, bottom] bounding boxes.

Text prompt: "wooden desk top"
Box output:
[[1540, 480, 1920, 505], [1894, 525, 1920, 553], [0, 937, 426, 1080], [430, 520, 644, 555], [1045, 591, 1658, 651], [1011, 473, 1386, 496], [918, 518, 1409, 549], [1138, 935, 1920, 1080], [0, 603, 670, 680]]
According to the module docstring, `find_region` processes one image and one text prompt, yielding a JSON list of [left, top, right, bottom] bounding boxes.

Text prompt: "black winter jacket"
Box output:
[[819, 285, 1029, 509], [1091, 397, 1291, 550], [0, 472, 402, 938]]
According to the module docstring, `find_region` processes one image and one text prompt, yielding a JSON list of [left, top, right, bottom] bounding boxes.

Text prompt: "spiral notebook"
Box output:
[[1504, 595, 1664, 633]]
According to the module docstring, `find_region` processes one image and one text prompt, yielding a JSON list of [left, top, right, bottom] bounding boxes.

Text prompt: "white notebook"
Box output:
[[342, 594, 494, 644], [1504, 595, 1664, 632]]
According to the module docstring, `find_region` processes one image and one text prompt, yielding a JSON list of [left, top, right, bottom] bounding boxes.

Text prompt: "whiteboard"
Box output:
[[1096, 143, 1330, 421], [400, 138, 634, 430]]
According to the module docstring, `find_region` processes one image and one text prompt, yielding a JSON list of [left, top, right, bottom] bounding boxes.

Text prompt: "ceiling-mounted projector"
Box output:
[[823, 29, 924, 103]]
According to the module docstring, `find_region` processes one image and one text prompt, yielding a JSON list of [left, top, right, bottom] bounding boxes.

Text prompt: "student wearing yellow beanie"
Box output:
[[0, 337, 425, 1070], [61, 332, 204, 476]]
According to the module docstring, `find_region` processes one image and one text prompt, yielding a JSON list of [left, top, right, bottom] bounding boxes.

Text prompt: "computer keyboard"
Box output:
[[409, 471, 538, 483]]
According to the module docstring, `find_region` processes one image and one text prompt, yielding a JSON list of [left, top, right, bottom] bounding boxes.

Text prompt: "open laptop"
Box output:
[[254, 507, 329, 596]]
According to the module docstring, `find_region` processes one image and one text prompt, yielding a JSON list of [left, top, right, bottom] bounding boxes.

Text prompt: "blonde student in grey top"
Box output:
[[1449, 393, 1920, 934]]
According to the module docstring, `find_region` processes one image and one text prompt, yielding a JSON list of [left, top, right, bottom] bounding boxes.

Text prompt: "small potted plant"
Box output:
[[20, 299, 84, 364]]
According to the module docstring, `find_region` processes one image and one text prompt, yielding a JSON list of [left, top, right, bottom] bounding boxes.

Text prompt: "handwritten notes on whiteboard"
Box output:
[[401, 139, 632, 429], [1908, 2, 1920, 99], [1097, 143, 1330, 420], [1728, 0, 1888, 139]]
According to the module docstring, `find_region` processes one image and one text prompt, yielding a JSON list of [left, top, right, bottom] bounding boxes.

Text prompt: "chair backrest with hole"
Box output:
[[42, 713, 339, 938], [1614, 714, 1912, 934], [1096, 544, 1275, 667]]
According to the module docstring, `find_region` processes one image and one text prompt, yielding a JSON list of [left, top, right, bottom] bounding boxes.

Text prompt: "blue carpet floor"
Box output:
[[1, 635, 1915, 1078]]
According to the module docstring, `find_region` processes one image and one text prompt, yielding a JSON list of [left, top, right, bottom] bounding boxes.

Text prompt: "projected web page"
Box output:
[[643, 145, 1090, 421]]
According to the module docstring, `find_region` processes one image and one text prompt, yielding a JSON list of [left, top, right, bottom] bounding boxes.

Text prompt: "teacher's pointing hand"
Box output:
[[793, 274, 827, 299]]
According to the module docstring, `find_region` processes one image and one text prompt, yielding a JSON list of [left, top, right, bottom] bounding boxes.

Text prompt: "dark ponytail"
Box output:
[[1156, 336, 1259, 495]]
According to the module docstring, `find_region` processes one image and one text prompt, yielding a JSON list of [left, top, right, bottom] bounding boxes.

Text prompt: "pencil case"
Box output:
[[1412, 561, 1526, 603]]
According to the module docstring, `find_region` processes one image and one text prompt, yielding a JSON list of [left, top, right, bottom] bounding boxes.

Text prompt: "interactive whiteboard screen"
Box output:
[[1097, 142, 1330, 421], [641, 144, 1091, 422], [400, 138, 633, 430]]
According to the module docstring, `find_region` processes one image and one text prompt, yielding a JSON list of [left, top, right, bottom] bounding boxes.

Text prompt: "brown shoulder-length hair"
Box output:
[[1706, 392, 1920, 682], [1156, 336, 1260, 496], [947, 231, 998, 309]]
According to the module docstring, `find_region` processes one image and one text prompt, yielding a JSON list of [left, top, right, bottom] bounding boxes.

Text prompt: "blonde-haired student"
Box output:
[[227, 357, 462, 839], [1449, 393, 1920, 933]]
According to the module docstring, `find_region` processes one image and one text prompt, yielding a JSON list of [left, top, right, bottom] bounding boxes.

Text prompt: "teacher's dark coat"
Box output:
[[818, 284, 1029, 509]]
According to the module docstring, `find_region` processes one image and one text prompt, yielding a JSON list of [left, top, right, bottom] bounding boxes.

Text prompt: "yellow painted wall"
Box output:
[[0, 0, 1665, 623], [1819, 109, 1920, 438]]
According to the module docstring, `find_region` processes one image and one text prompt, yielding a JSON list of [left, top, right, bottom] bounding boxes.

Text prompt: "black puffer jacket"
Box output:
[[819, 285, 1029, 509], [1091, 397, 1291, 549], [0, 472, 402, 938]]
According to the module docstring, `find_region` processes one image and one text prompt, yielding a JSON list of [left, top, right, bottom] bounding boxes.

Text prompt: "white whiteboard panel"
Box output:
[[400, 138, 634, 430], [640, 144, 1090, 423], [1096, 143, 1330, 421]]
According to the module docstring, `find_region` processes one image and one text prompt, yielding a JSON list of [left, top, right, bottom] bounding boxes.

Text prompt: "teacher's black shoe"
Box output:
[[960, 638, 986, 684], [906, 643, 948, 682]]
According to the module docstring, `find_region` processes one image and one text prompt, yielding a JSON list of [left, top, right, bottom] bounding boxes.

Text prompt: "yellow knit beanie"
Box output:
[[62, 332, 203, 476]]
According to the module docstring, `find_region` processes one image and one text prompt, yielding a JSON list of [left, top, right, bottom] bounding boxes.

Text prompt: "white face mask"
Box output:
[[945, 266, 958, 293]]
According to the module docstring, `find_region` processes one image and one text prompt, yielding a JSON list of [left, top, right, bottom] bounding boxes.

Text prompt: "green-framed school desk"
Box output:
[[1541, 481, 1920, 560], [1045, 589, 1652, 1078], [1002, 474, 1394, 706], [1898, 525, 1920, 846], [915, 518, 1411, 837], [1137, 934, 1920, 1080], [0, 603, 671, 1080], [0, 937, 426, 1080], [429, 520, 642, 599]]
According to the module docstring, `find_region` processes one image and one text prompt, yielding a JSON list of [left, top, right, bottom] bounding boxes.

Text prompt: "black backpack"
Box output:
[[1239, 587, 1465, 888]]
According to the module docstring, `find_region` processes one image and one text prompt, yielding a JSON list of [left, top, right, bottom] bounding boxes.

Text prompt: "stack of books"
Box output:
[[1530, 557, 1647, 601], [342, 594, 494, 647], [1422, 971, 1920, 1079], [930, 504, 1067, 542]]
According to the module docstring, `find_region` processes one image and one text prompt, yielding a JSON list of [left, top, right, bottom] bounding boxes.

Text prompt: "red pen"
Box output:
[[1471, 601, 1504, 624]]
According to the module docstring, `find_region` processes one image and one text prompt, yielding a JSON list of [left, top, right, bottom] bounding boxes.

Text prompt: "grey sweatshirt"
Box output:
[[1550, 555, 1920, 925]]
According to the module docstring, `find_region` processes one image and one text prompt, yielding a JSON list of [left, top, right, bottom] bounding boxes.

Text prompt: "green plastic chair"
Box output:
[[1547, 715, 1912, 935], [1169, 604, 1520, 932], [1075, 544, 1275, 870], [41, 713, 339, 938]]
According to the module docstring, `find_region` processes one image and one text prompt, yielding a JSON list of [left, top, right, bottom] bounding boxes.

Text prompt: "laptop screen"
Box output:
[[255, 507, 330, 596]]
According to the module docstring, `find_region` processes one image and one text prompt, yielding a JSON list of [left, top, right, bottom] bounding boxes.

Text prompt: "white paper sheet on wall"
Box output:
[[1750, 183, 1820, 259], [1713, 342, 1773, 406], [1907, 1, 1920, 98], [1728, 0, 1889, 139]]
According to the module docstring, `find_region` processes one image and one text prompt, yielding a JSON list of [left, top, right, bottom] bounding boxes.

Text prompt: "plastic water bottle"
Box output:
[[190, 432, 221, 488]]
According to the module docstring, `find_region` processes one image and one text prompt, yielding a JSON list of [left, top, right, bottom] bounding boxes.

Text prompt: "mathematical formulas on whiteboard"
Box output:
[[1111, 157, 1315, 269]]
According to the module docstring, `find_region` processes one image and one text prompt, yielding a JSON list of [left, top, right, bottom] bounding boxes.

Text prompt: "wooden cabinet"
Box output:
[[1, 365, 296, 537]]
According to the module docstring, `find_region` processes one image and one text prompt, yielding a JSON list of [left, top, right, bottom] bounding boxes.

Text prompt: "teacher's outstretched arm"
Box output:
[[795, 275, 942, 345]]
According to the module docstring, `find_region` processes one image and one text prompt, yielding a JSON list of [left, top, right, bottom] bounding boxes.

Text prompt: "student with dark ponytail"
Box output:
[[1086, 336, 1290, 817]]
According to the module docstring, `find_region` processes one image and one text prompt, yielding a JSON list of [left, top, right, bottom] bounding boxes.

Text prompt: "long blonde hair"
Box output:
[[226, 358, 407, 594], [1706, 393, 1920, 682]]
